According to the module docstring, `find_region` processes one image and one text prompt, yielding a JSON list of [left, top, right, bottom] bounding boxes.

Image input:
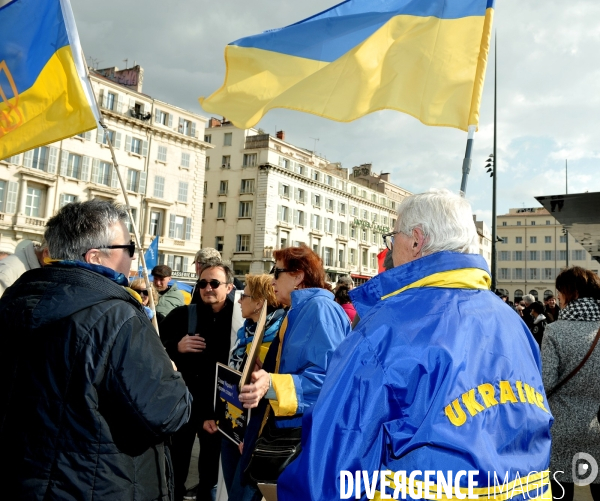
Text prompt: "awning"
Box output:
[[535, 191, 600, 263]]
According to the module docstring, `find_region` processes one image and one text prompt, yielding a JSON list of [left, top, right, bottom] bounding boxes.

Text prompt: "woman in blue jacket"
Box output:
[[236, 245, 350, 499]]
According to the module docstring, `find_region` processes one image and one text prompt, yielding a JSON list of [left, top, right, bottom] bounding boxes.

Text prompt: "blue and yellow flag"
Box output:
[[0, 0, 100, 158], [201, 0, 494, 131]]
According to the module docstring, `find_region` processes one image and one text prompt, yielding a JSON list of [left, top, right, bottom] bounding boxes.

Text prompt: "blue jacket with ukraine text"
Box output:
[[279, 252, 553, 501]]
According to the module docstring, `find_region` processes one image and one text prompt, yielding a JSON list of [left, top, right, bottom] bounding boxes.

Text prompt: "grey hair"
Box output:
[[45, 200, 129, 261], [395, 189, 478, 255], [522, 294, 536, 306], [200, 258, 234, 284]]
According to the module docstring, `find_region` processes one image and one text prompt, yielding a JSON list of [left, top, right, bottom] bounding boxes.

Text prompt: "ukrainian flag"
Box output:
[[0, 0, 100, 159], [200, 0, 494, 131]]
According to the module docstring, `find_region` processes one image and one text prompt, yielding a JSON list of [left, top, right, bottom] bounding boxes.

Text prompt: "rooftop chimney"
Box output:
[[208, 117, 222, 128], [276, 130, 285, 141]]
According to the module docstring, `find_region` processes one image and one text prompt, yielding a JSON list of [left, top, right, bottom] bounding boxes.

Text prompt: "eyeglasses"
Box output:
[[82, 240, 136, 259], [382, 231, 400, 251], [132, 289, 149, 297], [198, 279, 226, 289], [240, 293, 253, 300], [269, 266, 295, 280]]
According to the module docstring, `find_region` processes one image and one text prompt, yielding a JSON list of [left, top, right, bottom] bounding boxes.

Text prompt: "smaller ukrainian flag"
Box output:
[[201, 0, 494, 132], [0, 0, 100, 159]]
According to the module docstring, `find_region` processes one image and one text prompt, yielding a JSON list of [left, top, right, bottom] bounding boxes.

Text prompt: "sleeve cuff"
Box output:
[[269, 373, 298, 416]]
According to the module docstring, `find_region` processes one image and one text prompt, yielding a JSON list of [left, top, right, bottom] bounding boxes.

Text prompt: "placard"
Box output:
[[239, 301, 268, 391], [214, 362, 250, 445]]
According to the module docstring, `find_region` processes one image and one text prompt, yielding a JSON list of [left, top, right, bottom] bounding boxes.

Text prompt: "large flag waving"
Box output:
[[0, 0, 100, 159], [200, 0, 494, 131]]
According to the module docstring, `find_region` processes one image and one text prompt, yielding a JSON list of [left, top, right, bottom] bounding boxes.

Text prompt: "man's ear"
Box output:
[[412, 228, 426, 256], [84, 249, 102, 266]]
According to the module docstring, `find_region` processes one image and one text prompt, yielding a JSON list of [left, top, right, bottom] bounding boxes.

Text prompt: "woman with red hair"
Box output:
[[237, 245, 350, 493]]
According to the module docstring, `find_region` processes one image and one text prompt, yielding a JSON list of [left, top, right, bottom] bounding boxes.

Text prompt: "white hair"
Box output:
[[395, 189, 479, 255], [522, 294, 535, 306]]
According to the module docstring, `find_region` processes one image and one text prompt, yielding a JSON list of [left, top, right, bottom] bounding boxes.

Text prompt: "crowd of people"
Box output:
[[0, 190, 599, 501]]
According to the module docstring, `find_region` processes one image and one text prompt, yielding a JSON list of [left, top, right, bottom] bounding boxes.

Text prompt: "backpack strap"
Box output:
[[187, 304, 197, 334]]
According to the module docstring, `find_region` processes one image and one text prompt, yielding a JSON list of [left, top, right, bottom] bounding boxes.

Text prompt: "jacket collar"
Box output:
[[290, 287, 333, 310], [350, 251, 491, 316]]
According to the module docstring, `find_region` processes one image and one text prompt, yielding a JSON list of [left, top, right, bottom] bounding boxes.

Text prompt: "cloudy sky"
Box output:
[[71, 0, 600, 227]]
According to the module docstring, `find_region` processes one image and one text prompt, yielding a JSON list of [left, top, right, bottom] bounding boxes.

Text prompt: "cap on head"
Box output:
[[152, 264, 172, 278], [193, 247, 222, 264]]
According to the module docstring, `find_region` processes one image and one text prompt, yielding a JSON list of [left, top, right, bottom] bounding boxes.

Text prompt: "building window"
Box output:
[[514, 251, 523, 261], [278, 183, 290, 198], [169, 215, 190, 240], [59, 194, 77, 208], [149, 211, 162, 236], [66, 153, 82, 179], [312, 193, 322, 207], [529, 251, 539, 261], [239, 201, 252, 218], [30, 147, 49, 170], [278, 205, 291, 223], [325, 175, 333, 186], [221, 155, 231, 168], [178, 181, 189, 203], [95, 161, 112, 186], [324, 218, 334, 233], [243, 153, 257, 167], [530, 236, 537, 244], [516, 237, 522, 244], [215, 236, 224, 252], [361, 228, 368, 242], [25, 186, 42, 217], [351, 186, 357, 196], [326, 198, 334, 211], [180, 152, 190, 169], [124, 208, 137, 233], [350, 206, 358, 217], [217, 202, 226, 219], [154, 176, 165, 198], [311, 214, 321, 230], [502, 221, 507, 226], [219, 181, 228, 195], [499, 251, 510, 261], [236, 234, 251, 252], [499, 237, 507, 244], [324, 247, 334, 266], [514, 269, 523, 280], [362, 249, 368, 266], [499, 268, 510, 280], [531, 221, 536, 226], [127, 169, 140, 192], [241, 179, 255, 194], [372, 231, 377, 244], [573, 250, 585, 261], [295, 209, 305, 226], [105, 91, 116, 111], [560, 235, 567, 243], [545, 236, 552, 243], [223, 132, 232, 146], [204, 134, 212, 143], [295, 188, 306, 203], [517, 221, 521, 226], [350, 226, 356, 239], [279, 157, 290, 169], [544, 250, 553, 260], [559, 250, 567, 261], [338, 202, 346, 215], [157, 145, 167, 163], [154, 109, 171, 126], [338, 221, 346, 236], [349, 248, 356, 265], [205, 157, 210, 169], [529, 268, 539, 280], [131, 137, 142, 155], [178, 118, 196, 137], [544, 268, 553, 280]]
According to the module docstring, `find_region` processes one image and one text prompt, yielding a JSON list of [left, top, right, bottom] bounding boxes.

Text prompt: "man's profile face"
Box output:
[[99, 222, 133, 276], [200, 266, 232, 308], [154, 275, 170, 291]]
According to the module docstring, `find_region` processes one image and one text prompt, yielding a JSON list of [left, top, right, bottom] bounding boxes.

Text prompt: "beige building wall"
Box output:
[[496, 207, 599, 302], [0, 66, 210, 276], [202, 120, 412, 284], [474, 217, 492, 270]]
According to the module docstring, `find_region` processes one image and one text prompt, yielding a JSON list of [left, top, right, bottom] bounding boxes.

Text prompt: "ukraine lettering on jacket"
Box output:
[[445, 380, 549, 427]]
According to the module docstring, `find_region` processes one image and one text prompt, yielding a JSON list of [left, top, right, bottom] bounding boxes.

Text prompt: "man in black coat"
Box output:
[[0, 200, 192, 501], [161, 260, 236, 501]]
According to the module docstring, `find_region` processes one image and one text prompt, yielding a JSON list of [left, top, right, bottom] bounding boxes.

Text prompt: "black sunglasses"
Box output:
[[82, 240, 136, 259], [269, 266, 295, 280], [198, 279, 226, 289], [132, 289, 149, 296]]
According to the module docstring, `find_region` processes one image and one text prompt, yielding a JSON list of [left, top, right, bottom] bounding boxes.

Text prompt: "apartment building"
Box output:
[[0, 65, 210, 274], [496, 207, 598, 302], [473, 216, 492, 269], [202, 119, 412, 284]]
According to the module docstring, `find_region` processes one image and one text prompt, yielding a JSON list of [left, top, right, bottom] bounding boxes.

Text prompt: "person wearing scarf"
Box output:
[[223, 274, 285, 501], [542, 267, 600, 501]]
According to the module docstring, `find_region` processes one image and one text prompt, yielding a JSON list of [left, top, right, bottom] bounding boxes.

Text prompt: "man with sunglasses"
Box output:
[[0, 200, 191, 500], [161, 258, 242, 501], [152, 264, 184, 317]]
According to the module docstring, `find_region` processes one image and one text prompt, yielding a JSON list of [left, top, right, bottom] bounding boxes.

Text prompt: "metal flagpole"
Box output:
[[459, 125, 477, 196], [491, 31, 498, 292], [82, 62, 159, 332]]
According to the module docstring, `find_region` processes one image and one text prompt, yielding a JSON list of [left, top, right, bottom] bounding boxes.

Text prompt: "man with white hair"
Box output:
[[279, 189, 552, 501], [520, 293, 536, 330]]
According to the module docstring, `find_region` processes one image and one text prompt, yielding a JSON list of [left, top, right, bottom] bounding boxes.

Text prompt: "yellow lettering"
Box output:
[[516, 381, 527, 402], [462, 389, 485, 416], [524, 384, 538, 405], [477, 383, 498, 408], [499, 381, 518, 404], [445, 399, 467, 426], [535, 391, 549, 413]]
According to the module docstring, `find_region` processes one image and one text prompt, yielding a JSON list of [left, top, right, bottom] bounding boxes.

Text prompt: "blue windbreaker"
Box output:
[[279, 252, 553, 501]]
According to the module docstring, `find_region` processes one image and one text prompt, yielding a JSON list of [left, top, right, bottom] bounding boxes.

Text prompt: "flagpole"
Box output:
[[101, 124, 159, 332], [459, 125, 477, 196]]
